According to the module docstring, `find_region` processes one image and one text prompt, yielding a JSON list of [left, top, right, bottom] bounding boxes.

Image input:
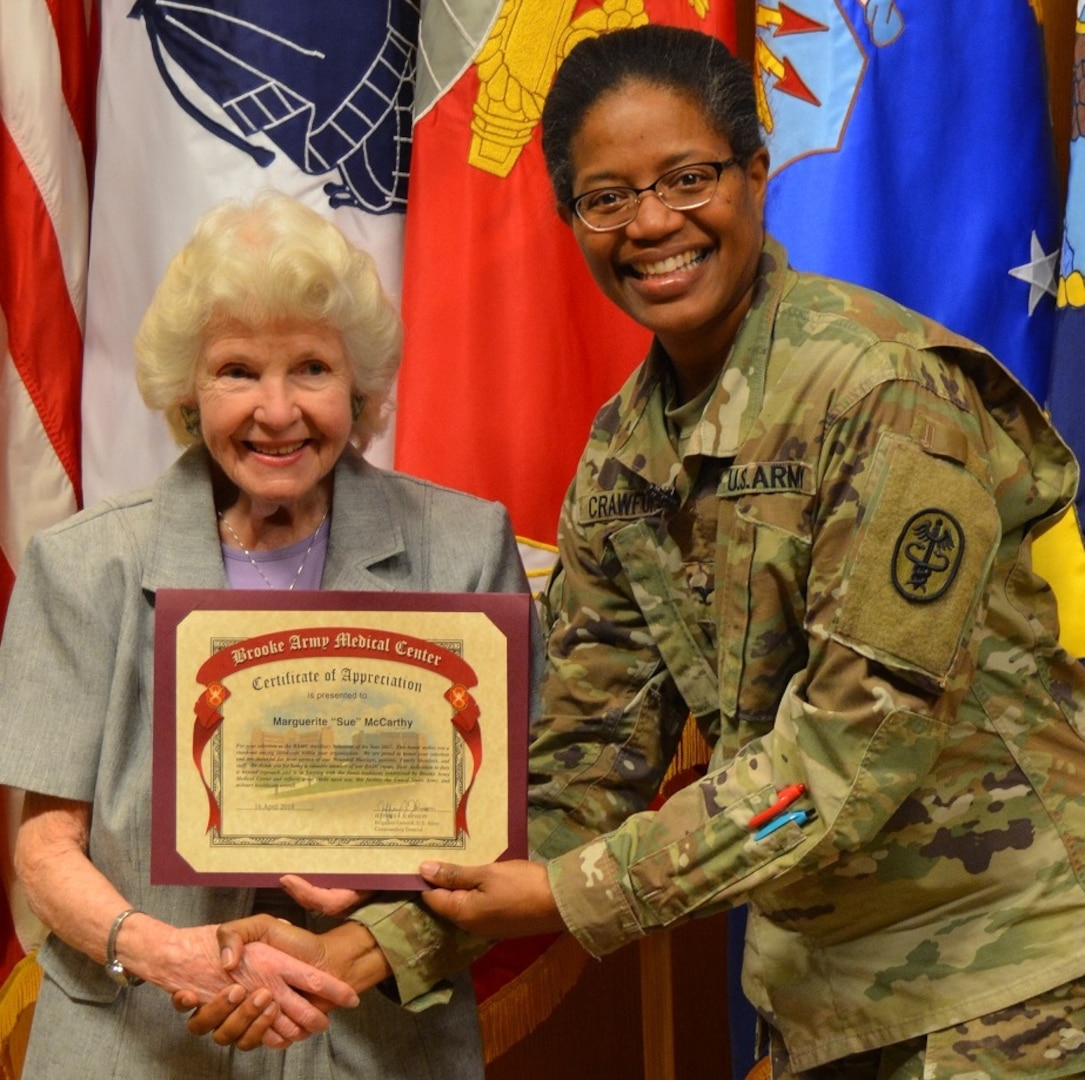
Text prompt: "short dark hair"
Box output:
[[541, 25, 764, 208]]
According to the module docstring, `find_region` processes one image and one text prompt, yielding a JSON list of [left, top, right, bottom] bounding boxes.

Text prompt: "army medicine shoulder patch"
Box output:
[[891, 509, 965, 602], [833, 433, 999, 684]]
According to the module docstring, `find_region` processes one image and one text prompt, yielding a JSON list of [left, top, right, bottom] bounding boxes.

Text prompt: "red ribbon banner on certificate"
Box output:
[[191, 628, 482, 834]]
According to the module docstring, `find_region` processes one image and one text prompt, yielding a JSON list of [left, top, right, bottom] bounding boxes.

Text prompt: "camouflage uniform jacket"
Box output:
[[531, 236, 1085, 1070]]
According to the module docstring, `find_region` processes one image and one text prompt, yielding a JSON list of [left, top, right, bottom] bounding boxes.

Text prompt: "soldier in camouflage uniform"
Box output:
[[191, 24, 1085, 1079], [416, 24, 1085, 1080]]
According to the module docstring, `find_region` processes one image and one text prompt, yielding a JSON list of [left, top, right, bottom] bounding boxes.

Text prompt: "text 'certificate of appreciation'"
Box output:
[[152, 589, 530, 889]]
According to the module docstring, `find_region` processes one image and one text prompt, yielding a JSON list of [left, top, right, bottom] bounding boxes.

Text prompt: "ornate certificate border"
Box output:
[[152, 589, 530, 889]]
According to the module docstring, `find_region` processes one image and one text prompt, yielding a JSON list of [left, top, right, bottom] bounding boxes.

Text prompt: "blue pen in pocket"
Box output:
[[754, 807, 818, 841]]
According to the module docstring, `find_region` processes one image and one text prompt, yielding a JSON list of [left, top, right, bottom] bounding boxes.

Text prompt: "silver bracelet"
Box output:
[[104, 907, 144, 987]]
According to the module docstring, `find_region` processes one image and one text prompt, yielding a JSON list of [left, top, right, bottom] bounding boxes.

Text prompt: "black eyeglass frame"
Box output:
[[568, 158, 741, 232]]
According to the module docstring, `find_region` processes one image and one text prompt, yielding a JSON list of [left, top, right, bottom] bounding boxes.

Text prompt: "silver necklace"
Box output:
[[218, 507, 329, 591]]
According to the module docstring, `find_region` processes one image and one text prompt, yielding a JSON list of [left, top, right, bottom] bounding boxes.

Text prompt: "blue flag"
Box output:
[[760, 0, 1059, 402], [1040, 13, 1085, 659], [1051, 17, 1085, 526]]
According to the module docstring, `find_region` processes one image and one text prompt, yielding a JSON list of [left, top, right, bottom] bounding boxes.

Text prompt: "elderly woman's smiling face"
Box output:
[[193, 316, 355, 517]]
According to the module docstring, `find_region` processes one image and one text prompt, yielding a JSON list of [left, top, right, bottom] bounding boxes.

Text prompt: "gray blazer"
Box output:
[[0, 446, 529, 1079]]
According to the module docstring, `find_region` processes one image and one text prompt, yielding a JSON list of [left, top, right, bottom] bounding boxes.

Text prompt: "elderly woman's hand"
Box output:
[[14, 794, 360, 1049], [130, 919, 358, 1047], [170, 914, 390, 1049], [217, 914, 393, 996]]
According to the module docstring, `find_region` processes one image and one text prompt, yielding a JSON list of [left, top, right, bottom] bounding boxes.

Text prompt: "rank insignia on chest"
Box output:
[[891, 509, 965, 602]]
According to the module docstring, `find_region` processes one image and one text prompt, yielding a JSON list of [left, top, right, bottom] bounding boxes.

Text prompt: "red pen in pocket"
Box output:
[[747, 783, 807, 830]]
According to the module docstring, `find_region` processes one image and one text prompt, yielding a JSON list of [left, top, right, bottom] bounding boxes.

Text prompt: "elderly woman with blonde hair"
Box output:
[[0, 191, 526, 1079]]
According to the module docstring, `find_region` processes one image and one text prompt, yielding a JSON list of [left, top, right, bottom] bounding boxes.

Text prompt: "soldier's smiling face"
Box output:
[[562, 80, 768, 395]]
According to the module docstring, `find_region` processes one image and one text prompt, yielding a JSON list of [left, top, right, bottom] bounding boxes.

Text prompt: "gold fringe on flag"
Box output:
[[0, 952, 40, 1080], [478, 932, 589, 1064], [667, 714, 713, 780], [745, 1057, 771, 1080], [655, 714, 714, 805]]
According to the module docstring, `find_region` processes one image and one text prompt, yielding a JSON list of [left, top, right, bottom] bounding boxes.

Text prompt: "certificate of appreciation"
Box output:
[[152, 589, 530, 889]]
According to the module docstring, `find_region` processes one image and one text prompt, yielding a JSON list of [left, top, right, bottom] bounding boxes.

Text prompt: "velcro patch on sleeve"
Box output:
[[833, 433, 1000, 683]]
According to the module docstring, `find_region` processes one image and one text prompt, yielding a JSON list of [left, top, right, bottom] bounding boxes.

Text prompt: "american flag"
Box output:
[[0, 0, 92, 978]]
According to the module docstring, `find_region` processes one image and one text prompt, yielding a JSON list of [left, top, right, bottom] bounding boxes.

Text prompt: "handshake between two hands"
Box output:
[[169, 858, 560, 1052], [169, 873, 380, 1052]]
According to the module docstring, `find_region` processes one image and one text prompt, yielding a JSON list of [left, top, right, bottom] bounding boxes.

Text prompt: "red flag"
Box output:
[[395, 1, 737, 576], [0, 0, 93, 980], [392, 1, 737, 1054]]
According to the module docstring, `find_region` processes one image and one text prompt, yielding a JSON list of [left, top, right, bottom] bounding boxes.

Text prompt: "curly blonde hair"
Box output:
[[135, 191, 402, 451]]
